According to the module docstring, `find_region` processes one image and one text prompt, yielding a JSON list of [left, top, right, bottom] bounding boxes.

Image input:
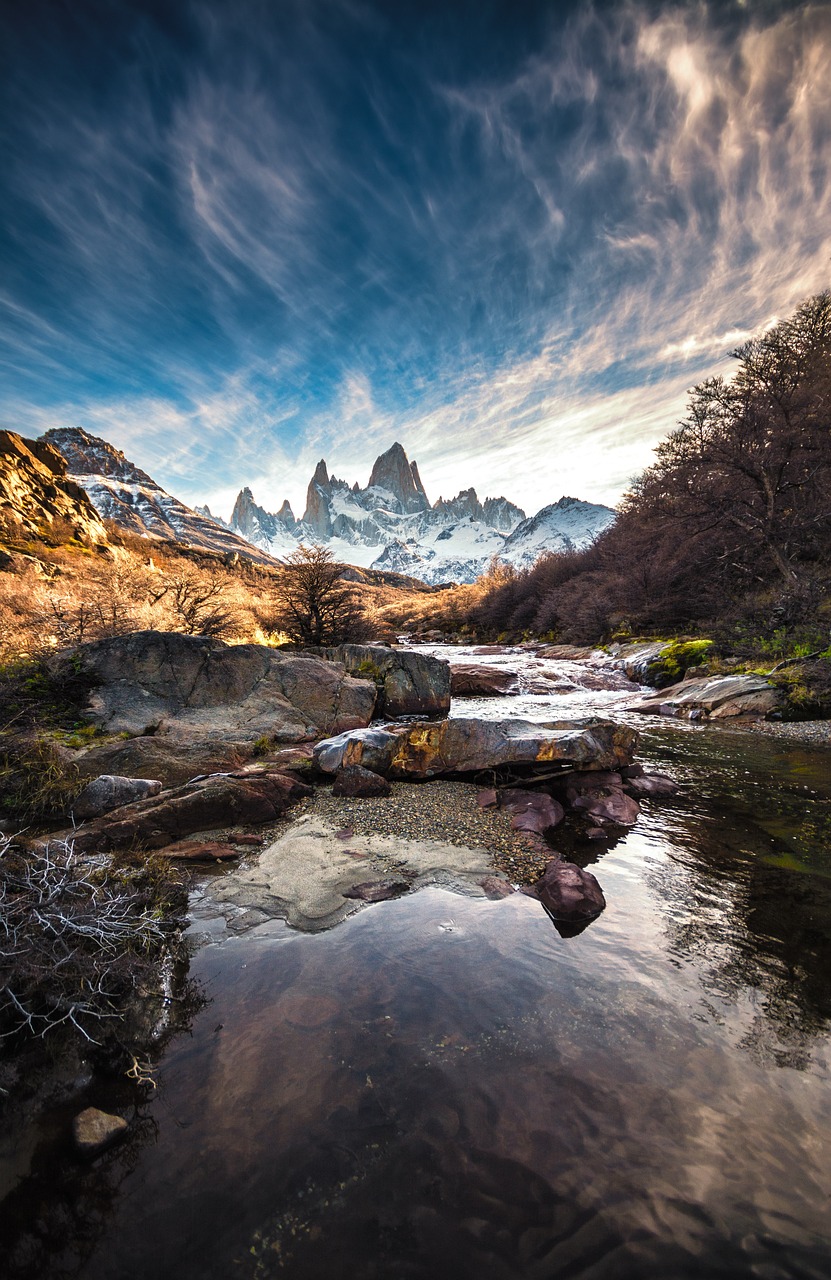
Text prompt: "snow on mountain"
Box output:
[[42, 428, 280, 565], [42, 429, 616, 583], [228, 442, 615, 584], [501, 497, 617, 570]]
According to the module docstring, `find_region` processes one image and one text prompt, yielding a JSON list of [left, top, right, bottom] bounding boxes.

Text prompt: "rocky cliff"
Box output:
[[0, 430, 110, 546]]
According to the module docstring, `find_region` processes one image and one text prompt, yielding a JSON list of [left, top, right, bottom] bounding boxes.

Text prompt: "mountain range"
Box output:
[[41, 430, 616, 585]]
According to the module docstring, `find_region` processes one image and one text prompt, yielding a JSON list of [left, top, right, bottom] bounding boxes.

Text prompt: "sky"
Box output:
[[1, 0, 830, 520]]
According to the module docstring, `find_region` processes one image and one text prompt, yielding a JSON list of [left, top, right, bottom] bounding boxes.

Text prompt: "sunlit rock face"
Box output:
[[0, 429, 110, 546], [42, 427, 615, 584], [314, 717, 638, 779]]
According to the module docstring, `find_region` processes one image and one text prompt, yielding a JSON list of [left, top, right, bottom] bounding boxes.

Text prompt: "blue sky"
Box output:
[[1, 0, 829, 518]]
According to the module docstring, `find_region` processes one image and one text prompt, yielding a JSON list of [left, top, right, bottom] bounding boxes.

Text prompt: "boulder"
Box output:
[[314, 718, 638, 779], [332, 765, 391, 798], [449, 664, 519, 697], [72, 774, 162, 820], [306, 644, 450, 717], [64, 770, 311, 853], [629, 673, 784, 720], [72, 1107, 128, 1157], [73, 631, 377, 743], [571, 789, 640, 826], [563, 770, 640, 825], [498, 789, 565, 835], [532, 859, 606, 922]]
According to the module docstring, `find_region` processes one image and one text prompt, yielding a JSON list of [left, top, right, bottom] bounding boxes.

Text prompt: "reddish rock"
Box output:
[[65, 771, 310, 853], [499, 789, 565, 835], [231, 833, 265, 846], [450, 664, 519, 697], [479, 875, 515, 900], [159, 840, 240, 860], [533, 859, 606, 921], [332, 765, 391, 798], [571, 789, 640, 826], [476, 789, 498, 809], [342, 879, 410, 902]]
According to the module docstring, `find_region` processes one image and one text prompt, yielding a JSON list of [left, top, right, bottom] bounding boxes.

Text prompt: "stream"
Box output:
[[3, 645, 831, 1279]]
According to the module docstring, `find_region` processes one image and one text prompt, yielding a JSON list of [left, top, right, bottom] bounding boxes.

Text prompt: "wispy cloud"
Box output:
[[0, 0, 828, 520]]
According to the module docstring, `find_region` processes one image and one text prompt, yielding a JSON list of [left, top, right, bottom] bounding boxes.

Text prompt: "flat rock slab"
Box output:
[[450, 664, 519, 696], [629, 673, 783, 720], [314, 717, 638, 779], [204, 814, 503, 933], [75, 737, 254, 788], [158, 840, 240, 860]]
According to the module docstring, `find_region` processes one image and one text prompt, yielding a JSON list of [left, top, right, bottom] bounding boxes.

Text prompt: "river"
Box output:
[[3, 645, 831, 1279]]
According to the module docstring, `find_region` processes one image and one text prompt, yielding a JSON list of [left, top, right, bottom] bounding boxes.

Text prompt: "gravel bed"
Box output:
[[738, 719, 831, 747], [307, 779, 554, 884]]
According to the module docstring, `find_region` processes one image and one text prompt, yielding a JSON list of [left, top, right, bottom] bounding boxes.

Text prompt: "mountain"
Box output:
[[39, 429, 615, 584], [42, 428, 279, 565], [501, 497, 617, 570], [229, 442, 615, 584]]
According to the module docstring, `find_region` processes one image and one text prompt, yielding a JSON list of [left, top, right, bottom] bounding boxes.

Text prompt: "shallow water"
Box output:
[[4, 650, 831, 1279]]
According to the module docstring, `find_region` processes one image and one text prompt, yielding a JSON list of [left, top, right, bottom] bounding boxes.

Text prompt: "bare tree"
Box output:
[[150, 564, 237, 637], [269, 544, 370, 645]]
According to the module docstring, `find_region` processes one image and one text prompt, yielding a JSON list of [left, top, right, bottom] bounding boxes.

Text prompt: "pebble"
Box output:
[[310, 780, 553, 884], [738, 719, 831, 747]]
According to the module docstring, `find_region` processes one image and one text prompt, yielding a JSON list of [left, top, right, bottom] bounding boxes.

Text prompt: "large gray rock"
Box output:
[[74, 631, 377, 742], [306, 644, 450, 717], [629, 673, 784, 720], [314, 718, 638, 779], [72, 774, 162, 820]]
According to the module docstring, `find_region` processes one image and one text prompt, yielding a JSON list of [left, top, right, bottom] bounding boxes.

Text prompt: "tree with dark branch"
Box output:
[[269, 544, 370, 646]]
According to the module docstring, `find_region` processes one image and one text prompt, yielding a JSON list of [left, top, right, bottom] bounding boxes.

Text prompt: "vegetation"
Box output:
[[472, 292, 831, 661], [0, 834, 187, 1047], [267, 544, 372, 646]]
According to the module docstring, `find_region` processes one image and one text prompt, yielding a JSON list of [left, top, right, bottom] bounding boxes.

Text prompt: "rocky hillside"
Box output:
[[230, 441, 615, 584], [0, 430, 109, 547], [42, 428, 279, 566]]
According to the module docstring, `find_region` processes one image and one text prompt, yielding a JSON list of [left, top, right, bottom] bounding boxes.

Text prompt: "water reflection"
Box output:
[[3, 653, 831, 1279]]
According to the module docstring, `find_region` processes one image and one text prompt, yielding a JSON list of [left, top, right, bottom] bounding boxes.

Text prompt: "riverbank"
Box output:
[[738, 718, 831, 746]]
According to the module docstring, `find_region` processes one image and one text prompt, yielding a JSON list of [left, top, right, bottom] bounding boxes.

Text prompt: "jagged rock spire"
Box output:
[[303, 459, 333, 535], [367, 442, 429, 513]]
